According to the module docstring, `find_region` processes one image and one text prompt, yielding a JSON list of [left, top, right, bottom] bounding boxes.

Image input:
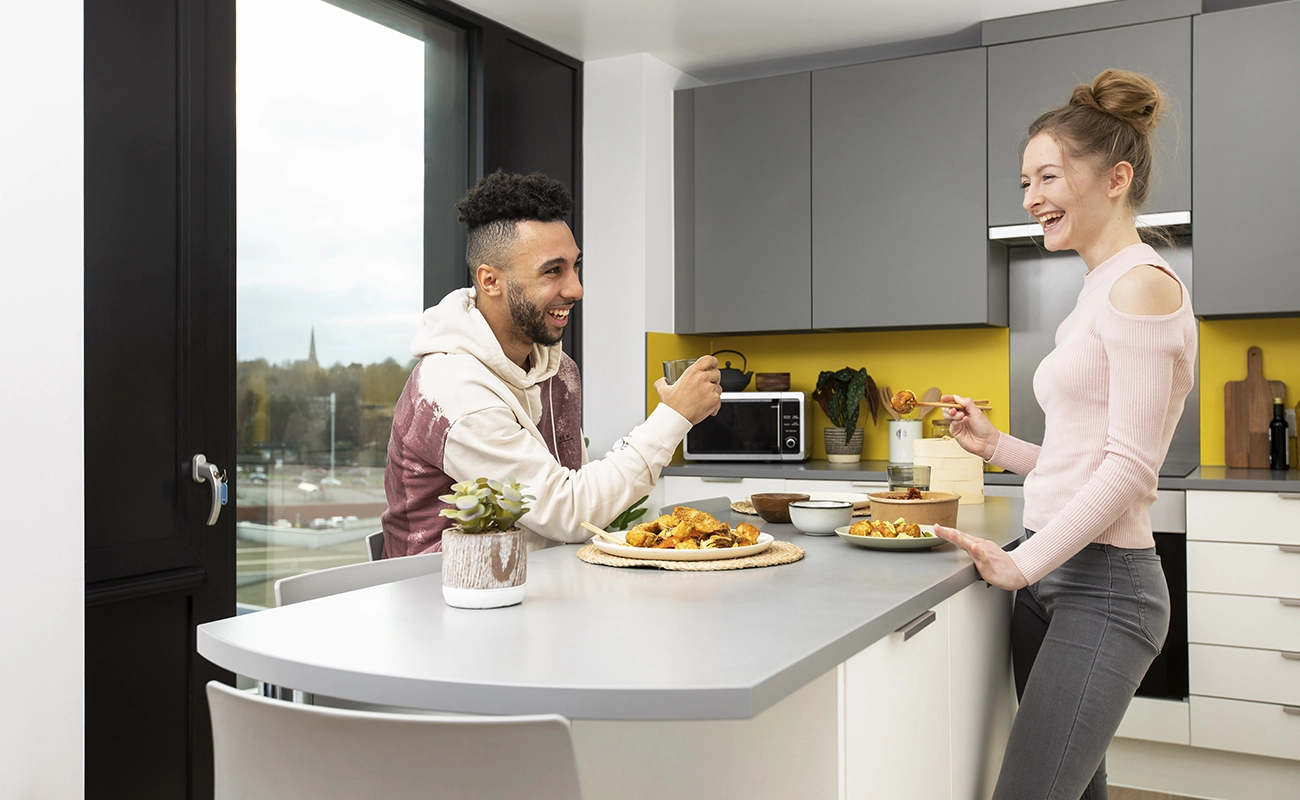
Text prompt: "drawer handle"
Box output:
[[1279, 545, 1300, 554], [699, 477, 743, 483], [896, 609, 936, 642], [850, 482, 884, 488], [1278, 493, 1300, 501], [1285, 706, 1300, 716], [1282, 651, 1300, 661], [1281, 598, 1300, 608]]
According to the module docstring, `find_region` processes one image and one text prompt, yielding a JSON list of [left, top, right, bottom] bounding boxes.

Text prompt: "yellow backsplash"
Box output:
[[1198, 317, 1300, 466], [648, 317, 1300, 467], [646, 329, 1011, 462]]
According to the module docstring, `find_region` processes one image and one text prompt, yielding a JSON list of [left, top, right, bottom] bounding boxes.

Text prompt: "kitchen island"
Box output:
[[198, 496, 1025, 799]]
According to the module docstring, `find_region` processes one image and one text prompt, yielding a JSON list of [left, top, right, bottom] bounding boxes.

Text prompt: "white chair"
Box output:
[[274, 551, 442, 606], [366, 529, 384, 561], [207, 681, 583, 800]]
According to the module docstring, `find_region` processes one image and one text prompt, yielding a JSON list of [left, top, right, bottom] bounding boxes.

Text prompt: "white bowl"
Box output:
[[787, 499, 854, 536]]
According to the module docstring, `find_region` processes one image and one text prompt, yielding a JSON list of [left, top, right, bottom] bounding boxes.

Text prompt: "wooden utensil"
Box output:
[[915, 400, 992, 411], [918, 387, 942, 420], [580, 521, 626, 545], [1224, 346, 1286, 468]]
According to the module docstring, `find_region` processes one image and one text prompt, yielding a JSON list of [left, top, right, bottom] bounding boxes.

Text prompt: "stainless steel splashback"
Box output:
[[1007, 240, 1200, 475]]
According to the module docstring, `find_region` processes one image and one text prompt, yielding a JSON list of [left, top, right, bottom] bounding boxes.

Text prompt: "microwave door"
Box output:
[[686, 400, 781, 459]]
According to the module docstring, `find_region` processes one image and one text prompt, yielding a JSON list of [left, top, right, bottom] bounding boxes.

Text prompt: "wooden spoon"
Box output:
[[580, 521, 626, 545]]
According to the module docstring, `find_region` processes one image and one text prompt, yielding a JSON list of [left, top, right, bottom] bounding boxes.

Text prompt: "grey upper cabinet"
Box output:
[[812, 48, 1005, 329], [1192, 0, 1300, 317], [689, 73, 812, 333], [986, 17, 1192, 227]]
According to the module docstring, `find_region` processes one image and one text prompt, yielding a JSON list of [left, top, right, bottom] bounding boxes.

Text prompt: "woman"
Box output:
[[933, 69, 1197, 800]]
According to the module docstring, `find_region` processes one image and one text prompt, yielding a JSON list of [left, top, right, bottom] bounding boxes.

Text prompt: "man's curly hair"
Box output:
[[456, 170, 573, 278]]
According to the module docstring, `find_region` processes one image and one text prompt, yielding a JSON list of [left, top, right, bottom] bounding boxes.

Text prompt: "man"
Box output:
[[382, 170, 722, 557]]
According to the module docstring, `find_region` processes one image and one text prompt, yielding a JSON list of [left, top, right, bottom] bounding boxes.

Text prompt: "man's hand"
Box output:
[[655, 356, 722, 424], [932, 525, 1028, 591]]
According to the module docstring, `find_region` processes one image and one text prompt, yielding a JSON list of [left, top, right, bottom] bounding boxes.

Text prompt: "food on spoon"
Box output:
[[620, 506, 760, 549], [890, 390, 919, 415]]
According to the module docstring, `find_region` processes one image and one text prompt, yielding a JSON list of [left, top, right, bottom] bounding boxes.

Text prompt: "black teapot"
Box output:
[[712, 350, 753, 392]]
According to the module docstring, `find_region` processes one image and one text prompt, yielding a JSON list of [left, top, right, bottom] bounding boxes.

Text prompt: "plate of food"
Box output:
[[590, 506, 774, 561], [835, 519, 948, 551]]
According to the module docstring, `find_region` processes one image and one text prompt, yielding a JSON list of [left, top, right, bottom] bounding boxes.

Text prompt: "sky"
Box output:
[[236, 0, 426, 366]]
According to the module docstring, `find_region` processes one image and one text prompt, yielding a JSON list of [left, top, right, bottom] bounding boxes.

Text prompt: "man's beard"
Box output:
[[505, 279, 566, 346]]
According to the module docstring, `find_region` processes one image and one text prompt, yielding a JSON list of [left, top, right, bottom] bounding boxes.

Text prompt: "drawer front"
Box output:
[[1187, 490, 1300, 545], [1190, 643, 1300, 706], [1188, 592, 1300, 651], [1190, 695, 1300, 761], [659, 476, 786, 509], [783, 479, 886, 497], [1187, 541, 1300, 597]]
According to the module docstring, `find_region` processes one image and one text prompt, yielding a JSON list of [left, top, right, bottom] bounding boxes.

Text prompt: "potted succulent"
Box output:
[[812, 368, 881, 463], [439, 477, 535, 609]]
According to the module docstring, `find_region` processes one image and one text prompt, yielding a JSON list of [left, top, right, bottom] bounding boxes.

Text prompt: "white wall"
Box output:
[[0, 2, 85, 797], [581, 53, 699, 454]]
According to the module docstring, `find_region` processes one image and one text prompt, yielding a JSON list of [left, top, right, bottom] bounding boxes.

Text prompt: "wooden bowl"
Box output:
[[749, 492, 810, 524], [866, 491, 960, 527], [755, 372, 791, 392]]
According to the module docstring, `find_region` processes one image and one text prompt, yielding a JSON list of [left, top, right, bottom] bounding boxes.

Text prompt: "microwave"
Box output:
[[683, 392, 807, 462]]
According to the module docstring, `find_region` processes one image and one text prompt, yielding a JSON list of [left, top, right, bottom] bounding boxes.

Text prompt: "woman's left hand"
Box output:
[[933, 525, 1028, 591]]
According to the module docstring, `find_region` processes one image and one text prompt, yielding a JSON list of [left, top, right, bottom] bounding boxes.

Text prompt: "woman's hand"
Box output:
[[942, 394, 999, 461], [933, 525, 1028, 591]]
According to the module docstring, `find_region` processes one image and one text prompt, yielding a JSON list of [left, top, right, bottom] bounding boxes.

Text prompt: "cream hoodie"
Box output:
[[382, 288, 691, 556]]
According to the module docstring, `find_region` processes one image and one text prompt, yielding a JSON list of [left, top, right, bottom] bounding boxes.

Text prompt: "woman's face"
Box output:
[[1020, 133, 1112, 253]]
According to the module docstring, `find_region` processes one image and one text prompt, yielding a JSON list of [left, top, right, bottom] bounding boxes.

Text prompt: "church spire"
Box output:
[[308, 326, 318, 367]]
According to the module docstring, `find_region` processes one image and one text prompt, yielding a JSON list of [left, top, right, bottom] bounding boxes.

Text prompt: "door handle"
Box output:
[[699, 476, 743, 483], [1279, 545, 1300, 554], [896, 609, 936, 642], [1278, 493, 1300, 500], [192, 454, 227, 526], [1281, 651, 1300, 661], [1280, 598, 1300, 608]]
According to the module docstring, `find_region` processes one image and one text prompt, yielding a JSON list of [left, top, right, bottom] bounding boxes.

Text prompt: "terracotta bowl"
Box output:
[[749, 492, 810, 524], [867, 491, 960, 527]]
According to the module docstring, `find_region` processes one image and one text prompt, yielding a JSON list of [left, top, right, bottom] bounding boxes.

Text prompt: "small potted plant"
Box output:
[[812, 368, 881, 463], [439, 477, 535, 609]]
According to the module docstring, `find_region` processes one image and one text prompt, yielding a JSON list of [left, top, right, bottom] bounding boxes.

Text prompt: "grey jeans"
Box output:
[[992, 536, 1170, 800]]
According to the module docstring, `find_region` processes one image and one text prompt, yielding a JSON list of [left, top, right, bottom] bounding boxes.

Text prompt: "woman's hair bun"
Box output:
[[1068, 68, 1164, 136]]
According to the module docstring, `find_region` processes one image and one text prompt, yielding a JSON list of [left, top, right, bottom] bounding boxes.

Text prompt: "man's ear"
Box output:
[[1108, 161, 1134, 198], [476, 264, 505, 297]]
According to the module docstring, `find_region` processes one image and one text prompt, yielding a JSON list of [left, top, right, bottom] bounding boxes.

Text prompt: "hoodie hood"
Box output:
[[410, 287, 564, 390]]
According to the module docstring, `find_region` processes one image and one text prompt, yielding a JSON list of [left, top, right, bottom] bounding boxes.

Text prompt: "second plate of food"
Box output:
[[835, 524, 947, 551], [591, 531, 775, 561]]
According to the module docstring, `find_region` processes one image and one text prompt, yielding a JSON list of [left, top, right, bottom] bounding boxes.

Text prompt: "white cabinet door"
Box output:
[[948, 582, 1015, 800], [843, 599, 952, 800], [1186, 490, 1300, 545], [784, 478, 888, 497], [658, 475, 786, 510]]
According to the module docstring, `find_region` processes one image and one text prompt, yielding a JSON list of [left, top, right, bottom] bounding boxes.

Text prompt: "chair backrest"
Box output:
[[658, 496, 734, 519], [207, 681, 583, 800], [274, 551, 442, 607], [366, 530, 384, 561]]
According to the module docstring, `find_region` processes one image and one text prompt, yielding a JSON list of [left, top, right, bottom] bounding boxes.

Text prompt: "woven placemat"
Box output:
[[576, 540, 805, 571], [730, 500, 870, 518]]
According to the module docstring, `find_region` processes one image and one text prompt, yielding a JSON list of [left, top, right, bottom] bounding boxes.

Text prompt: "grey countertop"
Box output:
[[197, 497, 1024, 721], [662, 460, 1300, 492]]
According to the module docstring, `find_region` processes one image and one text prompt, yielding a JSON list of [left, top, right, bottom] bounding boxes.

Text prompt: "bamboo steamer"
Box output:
[[912, 437, 984, 505]]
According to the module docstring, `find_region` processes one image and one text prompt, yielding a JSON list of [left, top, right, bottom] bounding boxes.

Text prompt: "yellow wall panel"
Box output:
[[646, 329, 1010, 462], [1198, 318, 1300, 466]]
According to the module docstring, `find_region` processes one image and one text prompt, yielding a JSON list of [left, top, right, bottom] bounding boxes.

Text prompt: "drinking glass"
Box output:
[[887, 464, 931, 491]]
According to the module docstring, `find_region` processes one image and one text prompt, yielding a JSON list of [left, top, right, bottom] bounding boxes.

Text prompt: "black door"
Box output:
[[83, 0, 235, 797]]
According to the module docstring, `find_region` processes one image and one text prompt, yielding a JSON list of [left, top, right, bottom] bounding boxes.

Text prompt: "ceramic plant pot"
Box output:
[[441, 527, 527, 609], [824, 427, 864, 464]]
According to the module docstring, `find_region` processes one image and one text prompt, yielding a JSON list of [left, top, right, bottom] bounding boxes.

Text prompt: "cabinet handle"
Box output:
[[1284, 706, 1300, 716], [1282, 651, 1300, 661], [699, 477, 743, 483], [896, 609, 936, 642], [1281, 598, 1300, 608], [1279, 545, 1300, 554], [1278, 493, 1300, 501], [850, 482, 884, 488]]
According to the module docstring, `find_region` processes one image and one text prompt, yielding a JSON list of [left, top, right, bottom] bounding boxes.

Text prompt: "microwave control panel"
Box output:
[[780, 400, 803, 453]]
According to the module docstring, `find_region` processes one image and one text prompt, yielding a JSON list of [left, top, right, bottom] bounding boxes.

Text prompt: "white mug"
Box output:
[[888, 419, 922, 464]]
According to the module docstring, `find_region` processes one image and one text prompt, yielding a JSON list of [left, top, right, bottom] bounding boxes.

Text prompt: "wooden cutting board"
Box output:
[[1224, 346, 1286, 468]]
